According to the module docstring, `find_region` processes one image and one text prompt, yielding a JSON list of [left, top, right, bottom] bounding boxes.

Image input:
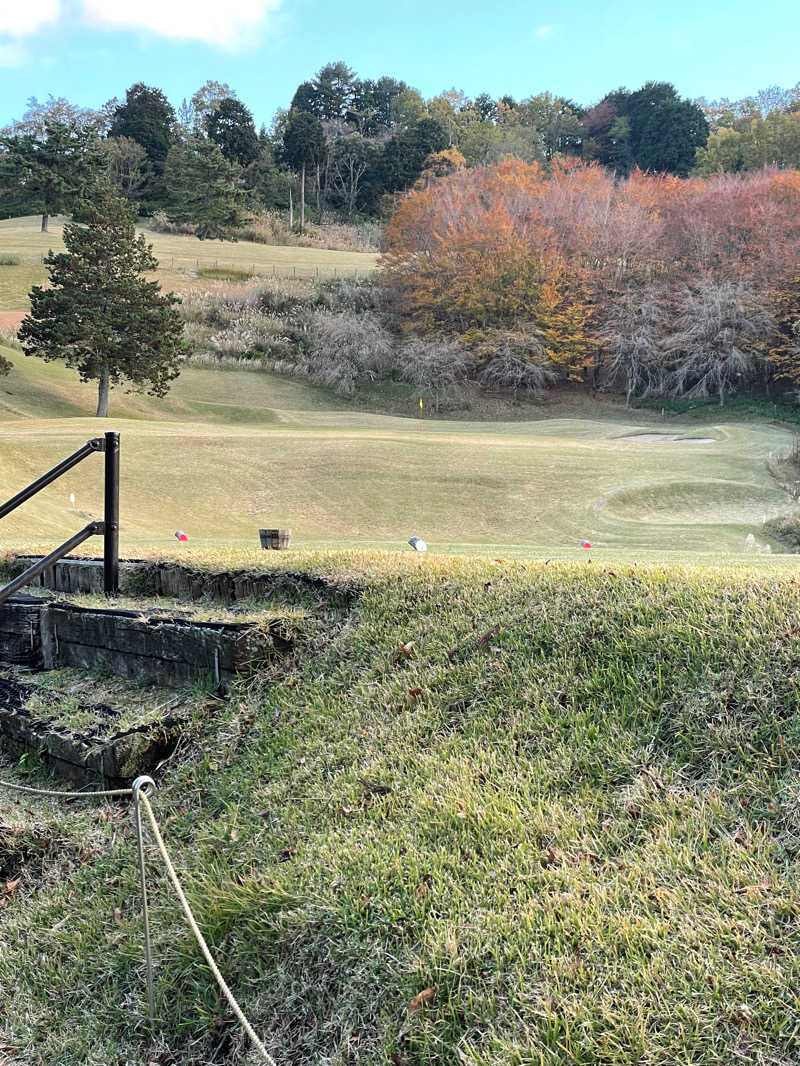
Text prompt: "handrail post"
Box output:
[[104, 431, 120, 595]]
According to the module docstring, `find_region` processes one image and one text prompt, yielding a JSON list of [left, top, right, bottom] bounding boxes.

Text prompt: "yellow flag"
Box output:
[[419, 398, 423, 410]]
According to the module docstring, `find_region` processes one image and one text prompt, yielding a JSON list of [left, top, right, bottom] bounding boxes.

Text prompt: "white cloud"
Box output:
[[80, 0, 281, 48], [0, 0, 61, 36], [535, 25, 555, 39]]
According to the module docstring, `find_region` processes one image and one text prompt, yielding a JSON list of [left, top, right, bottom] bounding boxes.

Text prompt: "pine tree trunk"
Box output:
[[289, 185, 293, 230], [316, 163, 321, 218], [41, 211, 48, 233], [96, 362, 110, 417], [300, 162, 306, 233]]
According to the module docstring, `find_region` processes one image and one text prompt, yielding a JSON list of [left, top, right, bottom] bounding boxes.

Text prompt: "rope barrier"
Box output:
[[0, 774, 278, 1066], [0, 779, 133, 798], [137, 791, 278, 1066]]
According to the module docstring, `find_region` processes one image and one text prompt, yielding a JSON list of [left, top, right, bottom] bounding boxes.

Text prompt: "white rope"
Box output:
[[0, 775, 278, 1065], [0, 779, 132, 799], [137, 792, 278, 1066]]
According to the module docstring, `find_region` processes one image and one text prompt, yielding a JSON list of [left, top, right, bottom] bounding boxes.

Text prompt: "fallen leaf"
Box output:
[[3, 877, 21, 897], [360, 779, 393, 796], [576, 850, 601, 864], [408, 686, 423, 697], [731, 1003, 753, 1025], [477, 623, 501, 648], [394, 641, 415, 662], [113, 907, 122, 924], [734, 881, 771, 895], [230, 828, 240, 842], [408, 987, 436, 1013]]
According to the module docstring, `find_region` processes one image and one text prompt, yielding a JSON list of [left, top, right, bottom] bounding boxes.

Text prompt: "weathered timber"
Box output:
[[9, 556, 359, 608], [40, 604, 285, 690], [0, 675, 180, 788], [0, 595, 47, 667], [11, 556, 135, 595]]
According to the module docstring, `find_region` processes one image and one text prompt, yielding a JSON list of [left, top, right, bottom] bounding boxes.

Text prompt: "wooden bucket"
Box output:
[[259, 528, 290, 550]]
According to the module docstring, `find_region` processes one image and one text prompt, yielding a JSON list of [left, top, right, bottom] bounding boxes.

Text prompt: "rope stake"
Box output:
[[131, 775, 156, 1026], [0, 775, 278, 1065]]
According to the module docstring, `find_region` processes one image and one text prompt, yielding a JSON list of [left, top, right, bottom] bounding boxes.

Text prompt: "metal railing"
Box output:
[[0, 430, 119, 605]]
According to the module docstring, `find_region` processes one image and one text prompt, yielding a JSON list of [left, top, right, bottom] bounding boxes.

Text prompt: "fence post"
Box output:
[[104, 431, 120, 595]]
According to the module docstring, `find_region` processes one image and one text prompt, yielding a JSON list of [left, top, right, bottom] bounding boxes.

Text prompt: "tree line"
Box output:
[[2, 69, 799, 238], [382, 160, 800, 404]]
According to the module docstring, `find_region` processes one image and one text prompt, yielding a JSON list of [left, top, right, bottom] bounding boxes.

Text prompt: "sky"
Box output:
[[0, 0, 798, 129]]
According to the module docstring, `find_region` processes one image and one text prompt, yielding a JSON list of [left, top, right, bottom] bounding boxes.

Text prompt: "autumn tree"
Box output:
[[18, 188, 183, 417], [104, 136, 150, 199]]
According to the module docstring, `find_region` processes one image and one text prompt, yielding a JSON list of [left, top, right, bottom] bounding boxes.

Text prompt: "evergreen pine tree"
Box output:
[[18, 188, 183, 416]]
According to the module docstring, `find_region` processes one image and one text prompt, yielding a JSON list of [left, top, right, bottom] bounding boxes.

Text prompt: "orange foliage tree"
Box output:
[[382, 159, 800, 398]]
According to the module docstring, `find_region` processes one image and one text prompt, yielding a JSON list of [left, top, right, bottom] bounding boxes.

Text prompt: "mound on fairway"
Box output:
[[0, 345, 794, 558], [1, 553, 798, 1064]]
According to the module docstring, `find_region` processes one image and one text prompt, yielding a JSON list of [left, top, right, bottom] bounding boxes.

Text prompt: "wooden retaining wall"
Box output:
[[1, 598, 290, 690], [41, 604, 279, 689], [10, 556, 359, 607], [0, 595, 45, 668], [0, 676, 181, 788]]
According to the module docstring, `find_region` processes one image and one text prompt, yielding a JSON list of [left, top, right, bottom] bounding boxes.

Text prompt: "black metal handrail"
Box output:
[[0, 431, 119, 605]]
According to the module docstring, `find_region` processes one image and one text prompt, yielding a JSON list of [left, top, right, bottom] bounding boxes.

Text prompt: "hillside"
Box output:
[[0, 215, 377, 314], [2, 553, 799, 1064], [0, 344, 794, 559]]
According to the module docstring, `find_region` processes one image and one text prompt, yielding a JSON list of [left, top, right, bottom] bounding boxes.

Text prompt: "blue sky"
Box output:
[[1, 0, 798, 129]]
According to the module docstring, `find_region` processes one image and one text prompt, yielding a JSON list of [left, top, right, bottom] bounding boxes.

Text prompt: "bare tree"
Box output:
[[399, 337, 468, 411], [104, 136, 151, 200], [327, 134, 378, 217], [478, 344, 555, 397], [666, 281, 777, 405], [597, 286, 670, 404]]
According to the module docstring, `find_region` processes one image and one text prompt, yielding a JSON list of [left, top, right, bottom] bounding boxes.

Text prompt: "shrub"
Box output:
[[149, 210, 196, 236], [0, 326, 21, 350], [0, 254, 20, 266], [478, 349, 556, 395], [240, 213, 382, 252], [317, 277, 385, 314], [764, 514, 800, 550], [397, 337, 469, 410], [303, 311, 395, 394]]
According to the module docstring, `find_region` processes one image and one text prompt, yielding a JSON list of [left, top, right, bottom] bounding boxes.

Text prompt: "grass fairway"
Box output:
[[0, 344, 795, 561], [1, 553, 799, 1064], [0, 215, 377, 312]]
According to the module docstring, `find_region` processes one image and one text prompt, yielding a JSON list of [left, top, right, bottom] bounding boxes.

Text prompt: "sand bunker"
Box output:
[[620, 433, 716, 444]]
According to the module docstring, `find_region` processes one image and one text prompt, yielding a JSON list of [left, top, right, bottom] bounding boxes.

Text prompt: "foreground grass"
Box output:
[[0, 216, 377, 312], [1, 552, 799, 1064]]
